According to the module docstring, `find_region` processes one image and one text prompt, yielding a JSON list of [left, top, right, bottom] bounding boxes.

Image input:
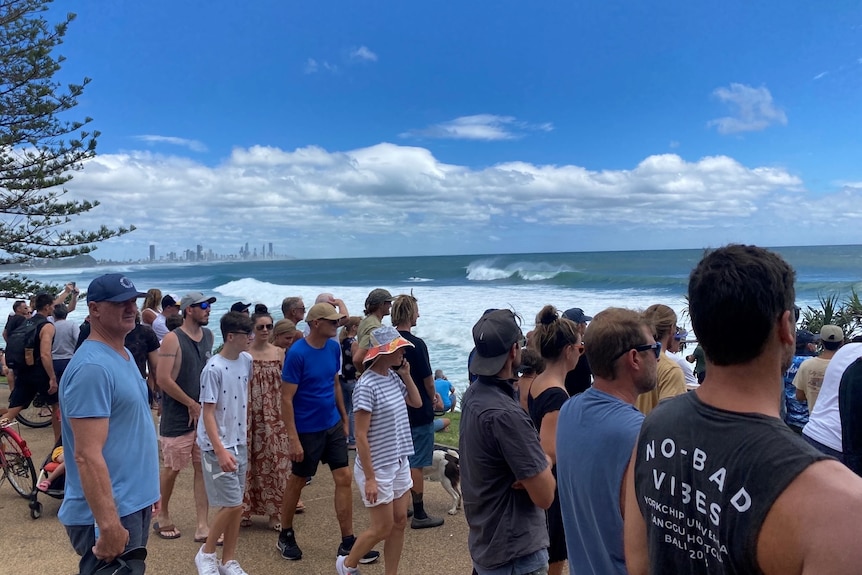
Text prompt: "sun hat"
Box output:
[[306, 302, 346, 322], [86, 274, 147, 303], [180, 292, 217, 311], [469, 309, 523, 376], [363, 326, 414, 365]]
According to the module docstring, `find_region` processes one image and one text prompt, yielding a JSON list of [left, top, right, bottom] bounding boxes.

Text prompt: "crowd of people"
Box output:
[[3, 243, 862, 575]]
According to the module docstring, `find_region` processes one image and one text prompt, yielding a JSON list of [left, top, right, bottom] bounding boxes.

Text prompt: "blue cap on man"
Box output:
[[87, 274, 147, 303]]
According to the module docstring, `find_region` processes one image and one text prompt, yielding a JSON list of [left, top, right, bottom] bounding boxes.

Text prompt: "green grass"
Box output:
[[434, 411, 460, 449]]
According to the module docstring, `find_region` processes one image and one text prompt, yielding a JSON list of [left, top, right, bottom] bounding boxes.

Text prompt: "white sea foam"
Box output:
[[465, 258, 574, 282], [213, 277, 689, 398]]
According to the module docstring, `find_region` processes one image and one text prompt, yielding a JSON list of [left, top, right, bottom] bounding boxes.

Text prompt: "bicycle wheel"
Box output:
[[0, 431, 37, 498], [16, 400, 53, 429]]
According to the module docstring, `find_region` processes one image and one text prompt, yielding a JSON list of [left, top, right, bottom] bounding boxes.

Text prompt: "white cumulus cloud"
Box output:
[[350, 46, 378, 62], [708, 83, 788, 134], [58, 141, 848, 261], [402, 114, 554, 141], [134, 135, 207, 152]]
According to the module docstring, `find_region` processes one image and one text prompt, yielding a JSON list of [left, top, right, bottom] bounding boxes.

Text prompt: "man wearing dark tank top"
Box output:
[[624, 245, 862, 574], [155, 292, 216, 542]]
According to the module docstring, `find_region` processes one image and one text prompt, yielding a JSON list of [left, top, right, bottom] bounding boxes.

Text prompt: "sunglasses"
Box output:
[[613, 341, 662, 361], [255, 323, 274, 331], [191, 301, 211, 310], [229, 331, 253, 338]]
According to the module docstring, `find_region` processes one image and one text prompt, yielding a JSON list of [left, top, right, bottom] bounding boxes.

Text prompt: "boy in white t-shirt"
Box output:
[[195, 312, 254, 575]]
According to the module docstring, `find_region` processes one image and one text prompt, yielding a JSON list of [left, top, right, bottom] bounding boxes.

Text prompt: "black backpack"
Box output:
[[6, 314, 47, 369]]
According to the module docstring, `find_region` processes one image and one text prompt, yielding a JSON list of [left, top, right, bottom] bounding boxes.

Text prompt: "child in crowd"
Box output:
[[195, 312, 254, 575], [336, 326, 422, 575], [37, 445, 65, 492]]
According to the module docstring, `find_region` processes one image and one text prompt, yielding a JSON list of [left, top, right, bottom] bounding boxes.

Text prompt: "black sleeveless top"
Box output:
[[634, 391, 830, 574], [159, 327, 213, 437]]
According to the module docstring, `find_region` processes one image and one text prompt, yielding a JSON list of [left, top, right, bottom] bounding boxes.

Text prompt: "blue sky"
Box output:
[[44, 1, 862, 260]]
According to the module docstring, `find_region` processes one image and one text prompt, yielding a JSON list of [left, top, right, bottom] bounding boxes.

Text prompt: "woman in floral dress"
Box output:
[[242, 311, 292, 529]]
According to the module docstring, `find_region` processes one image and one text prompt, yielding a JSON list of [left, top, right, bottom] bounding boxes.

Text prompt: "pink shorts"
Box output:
[[159, 431, 201, 471]]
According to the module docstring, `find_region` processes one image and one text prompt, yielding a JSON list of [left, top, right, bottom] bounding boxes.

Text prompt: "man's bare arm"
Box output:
[[623, 448, 649, 575], [758, 460, 862, 575], [69, 417, 128, 561], [156, 332, 199, 421], [517, 464, 556, 510]]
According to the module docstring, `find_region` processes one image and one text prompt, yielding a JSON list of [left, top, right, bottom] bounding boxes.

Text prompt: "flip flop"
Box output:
[[152, 522, 181, 540], [295, 501, 306, 514], [240, 517, 253, 528], [194, 533, 224, 546]]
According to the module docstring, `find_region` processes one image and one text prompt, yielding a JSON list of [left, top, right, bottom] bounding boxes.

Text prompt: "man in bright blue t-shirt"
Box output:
[[59, 274, 160, 575], [277, 302, 380, 565], [434, 369, 456, 412]]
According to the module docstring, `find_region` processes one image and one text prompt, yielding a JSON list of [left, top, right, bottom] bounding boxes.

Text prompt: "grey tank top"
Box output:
[[159, 327, 213, 437]]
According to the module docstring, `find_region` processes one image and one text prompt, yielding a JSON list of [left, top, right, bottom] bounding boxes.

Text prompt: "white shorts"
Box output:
[[354, 455, 413, 507]]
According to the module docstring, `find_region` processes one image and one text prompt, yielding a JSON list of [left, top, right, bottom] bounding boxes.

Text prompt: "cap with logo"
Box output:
[[180, 292, 217, 312], [87, 274, 147, 303], [469, 309, 523, 377], [819, 325, 843, 343]]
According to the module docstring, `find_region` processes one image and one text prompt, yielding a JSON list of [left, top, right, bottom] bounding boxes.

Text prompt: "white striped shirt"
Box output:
[[353, 369, 414, 468]]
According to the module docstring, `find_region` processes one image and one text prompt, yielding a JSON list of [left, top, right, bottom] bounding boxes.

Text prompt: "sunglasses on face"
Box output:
[[191, 301, 211, 310], [613, 341, 662, 361], [256, 323, 274, 331]]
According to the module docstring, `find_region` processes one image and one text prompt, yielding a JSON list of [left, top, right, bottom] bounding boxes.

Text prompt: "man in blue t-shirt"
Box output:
[[276, 303, 380, 565], [556, 308, 657, 574], [59, 274, 159, 575]]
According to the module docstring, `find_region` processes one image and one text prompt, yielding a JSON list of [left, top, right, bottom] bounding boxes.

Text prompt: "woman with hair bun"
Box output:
[[528, 304, 584, 575]]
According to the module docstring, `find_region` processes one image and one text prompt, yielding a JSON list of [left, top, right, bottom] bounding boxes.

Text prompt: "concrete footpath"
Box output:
[[0, 385, 474, 574]]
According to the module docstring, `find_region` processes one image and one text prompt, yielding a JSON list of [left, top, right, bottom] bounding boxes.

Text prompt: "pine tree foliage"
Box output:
[[0, 0, 132, 279]]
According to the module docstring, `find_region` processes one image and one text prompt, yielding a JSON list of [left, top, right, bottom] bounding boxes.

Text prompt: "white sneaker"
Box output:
[[195, 545, 220, 575], [336, 554, 361, 575], [218, 560, 248, 575]]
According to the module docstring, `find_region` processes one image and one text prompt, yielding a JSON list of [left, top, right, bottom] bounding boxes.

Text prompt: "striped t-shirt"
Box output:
[[353, 368, 414, 468]]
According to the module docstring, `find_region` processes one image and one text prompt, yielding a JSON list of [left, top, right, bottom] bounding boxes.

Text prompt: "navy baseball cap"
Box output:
[[87, 274, 147, 303]]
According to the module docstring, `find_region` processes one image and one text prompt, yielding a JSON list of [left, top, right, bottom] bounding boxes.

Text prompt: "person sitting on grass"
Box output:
[[336, 326, 422, 575]]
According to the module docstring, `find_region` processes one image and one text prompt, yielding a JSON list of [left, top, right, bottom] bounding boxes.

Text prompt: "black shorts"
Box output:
[[291, 422, 348, 478], [8, 367, 57, 409]]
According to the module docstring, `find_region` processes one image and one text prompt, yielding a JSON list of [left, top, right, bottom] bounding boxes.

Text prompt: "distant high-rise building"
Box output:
[[268, 243, 273, 257], [149, 244, 155, 261], [196, 244, 203, 261]]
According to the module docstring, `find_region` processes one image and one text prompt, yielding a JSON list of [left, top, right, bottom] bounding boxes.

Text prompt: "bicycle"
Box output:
[[16, 392, 54, 428], [0, 418, 37, 498]]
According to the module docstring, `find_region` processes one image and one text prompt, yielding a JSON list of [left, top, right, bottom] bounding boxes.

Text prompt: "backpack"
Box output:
[[6, 314, 47, 369]]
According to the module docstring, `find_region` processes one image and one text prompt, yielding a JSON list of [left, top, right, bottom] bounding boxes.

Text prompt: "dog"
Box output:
[[423, 449, 461, 515]]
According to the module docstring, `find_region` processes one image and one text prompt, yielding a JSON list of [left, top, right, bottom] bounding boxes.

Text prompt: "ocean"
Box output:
[[18, 245, 862, 398]]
